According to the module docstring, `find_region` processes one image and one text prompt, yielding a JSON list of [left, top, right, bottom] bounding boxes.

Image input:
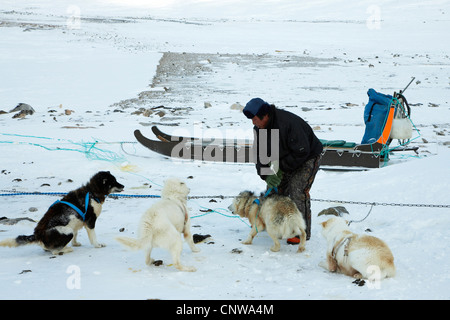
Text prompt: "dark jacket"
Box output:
[[254, 106, 323, 177]]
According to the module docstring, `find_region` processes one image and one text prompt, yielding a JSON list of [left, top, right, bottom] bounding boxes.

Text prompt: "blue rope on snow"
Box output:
[[0, 190, 250, 226], [0, 191, 160, 198], [0, 133, 127, 163]]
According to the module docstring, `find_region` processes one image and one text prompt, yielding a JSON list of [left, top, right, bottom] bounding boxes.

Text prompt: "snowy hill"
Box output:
[[0, 0, 449, 300]]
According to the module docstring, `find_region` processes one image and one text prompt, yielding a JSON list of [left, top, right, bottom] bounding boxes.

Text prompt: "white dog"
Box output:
[[320, 217, 395, 279], [116, 178, 200, 272]]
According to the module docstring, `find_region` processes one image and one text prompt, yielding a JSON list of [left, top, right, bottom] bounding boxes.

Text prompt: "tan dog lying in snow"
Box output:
[[320, 217, 395, 280]]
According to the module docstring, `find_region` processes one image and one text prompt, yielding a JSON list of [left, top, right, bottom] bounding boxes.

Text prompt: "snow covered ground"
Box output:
[[0, 0, 449, 300]]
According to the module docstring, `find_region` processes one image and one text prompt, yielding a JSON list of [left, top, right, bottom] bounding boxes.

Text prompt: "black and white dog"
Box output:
[[0, 171, 124, 255]]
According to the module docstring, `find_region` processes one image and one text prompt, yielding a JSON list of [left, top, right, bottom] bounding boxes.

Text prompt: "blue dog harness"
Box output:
[[253, 187, 278, 206], [51, 192, 99, 221]]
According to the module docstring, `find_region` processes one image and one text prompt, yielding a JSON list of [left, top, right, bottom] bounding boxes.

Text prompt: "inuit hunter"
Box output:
[[0, 171, 124, 255], [243, 98, 323, 242]]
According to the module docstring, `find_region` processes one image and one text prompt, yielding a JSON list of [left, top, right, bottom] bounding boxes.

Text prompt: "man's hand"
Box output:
[[265, 174, 281, 188], [265, 162, 283, 188]]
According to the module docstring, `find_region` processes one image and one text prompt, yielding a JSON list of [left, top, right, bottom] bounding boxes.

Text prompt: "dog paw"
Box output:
[[353, 272, 363, 279], [94, 243, 106, 248], [176, 265, 196, 272], [242, 240, 252, 245], [318, 260, 329, 270], [72, 241, 81, 247], [296, 246, 306, 253], [192, 247, 201, 253], [52, 247, 73, 255]]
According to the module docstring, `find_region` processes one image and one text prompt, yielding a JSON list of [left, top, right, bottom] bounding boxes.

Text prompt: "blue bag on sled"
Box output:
[[361, 89, 392, 144]]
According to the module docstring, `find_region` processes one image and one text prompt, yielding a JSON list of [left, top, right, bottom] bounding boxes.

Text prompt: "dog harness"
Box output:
[[332, 235, 353, 262], [51, 192, 99, 221], [252, 187, 277, 206]]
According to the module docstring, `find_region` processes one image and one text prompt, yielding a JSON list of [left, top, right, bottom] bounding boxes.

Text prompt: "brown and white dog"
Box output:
[[320, 217, 396, 280], [228, 191, 307, 253]]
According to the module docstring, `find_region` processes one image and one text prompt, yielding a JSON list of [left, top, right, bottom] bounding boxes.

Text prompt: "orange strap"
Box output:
[[376, 104, 395, 145]]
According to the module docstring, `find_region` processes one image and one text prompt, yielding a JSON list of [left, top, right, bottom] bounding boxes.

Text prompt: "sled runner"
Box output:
[[136, 127, 384, 168], [150, 125, 252, 146], [134, 129, 252, 163], [135, 83, 418, 169]]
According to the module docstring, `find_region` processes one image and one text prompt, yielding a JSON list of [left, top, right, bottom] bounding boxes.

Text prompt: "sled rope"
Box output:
[[0, 133, 128, 163], [0, 191, 161, 199], [0, 190, 251, 227], [1, 190, 449, 208], [187, 199, 251, 227]]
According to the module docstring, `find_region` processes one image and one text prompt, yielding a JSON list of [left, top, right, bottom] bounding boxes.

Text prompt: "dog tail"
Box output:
[[383, 266, 396, 279], [381, 257, 396, 278], [116, 236, 145, 250], [0, 234, 37, 248]]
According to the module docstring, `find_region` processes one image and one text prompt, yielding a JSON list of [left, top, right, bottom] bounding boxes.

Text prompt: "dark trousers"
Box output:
[[277, 155, 321, 240]]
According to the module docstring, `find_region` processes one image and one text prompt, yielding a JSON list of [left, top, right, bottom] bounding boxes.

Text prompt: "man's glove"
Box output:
[[265, 161, 283, 188], [265, 173, 281, 188]]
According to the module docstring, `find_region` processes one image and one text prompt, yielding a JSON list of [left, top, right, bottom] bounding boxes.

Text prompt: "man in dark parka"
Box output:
[[243, 98, 322, 240]]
